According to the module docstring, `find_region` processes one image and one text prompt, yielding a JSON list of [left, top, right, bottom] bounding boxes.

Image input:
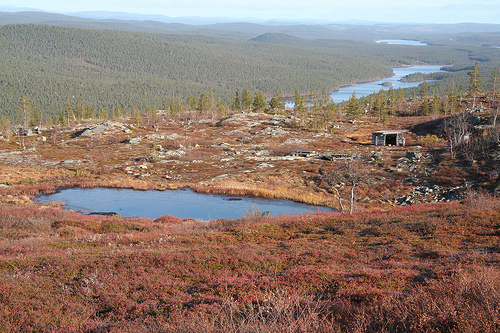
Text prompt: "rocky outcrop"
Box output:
[[395, 184, 463, 206], [71, 121, 132, 138]]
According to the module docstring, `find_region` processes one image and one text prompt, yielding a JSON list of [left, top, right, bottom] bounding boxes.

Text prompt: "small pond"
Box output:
[[37, 187, 332, 220]]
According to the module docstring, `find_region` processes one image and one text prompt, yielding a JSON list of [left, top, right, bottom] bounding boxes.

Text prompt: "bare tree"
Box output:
[[468, 61, 482, 108], [321, 158, 367, 214], [444, 111, 473, 158]]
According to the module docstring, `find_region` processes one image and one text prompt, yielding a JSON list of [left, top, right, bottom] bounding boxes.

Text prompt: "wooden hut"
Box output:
[[372, 130, 406, 146]]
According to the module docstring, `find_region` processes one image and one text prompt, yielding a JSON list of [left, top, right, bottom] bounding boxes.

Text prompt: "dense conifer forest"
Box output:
[[1, 21, 499, 122]]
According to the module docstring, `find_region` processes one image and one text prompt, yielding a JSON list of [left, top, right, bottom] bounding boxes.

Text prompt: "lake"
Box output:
[[285, 64, 447, 107], [376, 39, 428, 46], [330, 65, 446, 102], [37, 187, 332, 220]]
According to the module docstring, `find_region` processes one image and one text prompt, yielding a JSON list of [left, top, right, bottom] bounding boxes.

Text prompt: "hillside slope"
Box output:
[[0, 24, 396, 119]]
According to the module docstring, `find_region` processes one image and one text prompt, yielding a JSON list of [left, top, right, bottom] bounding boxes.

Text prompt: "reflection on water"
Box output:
[[285, 64, 446, 107], [37, 187, 332, 220], [330, 65, 446, 102]]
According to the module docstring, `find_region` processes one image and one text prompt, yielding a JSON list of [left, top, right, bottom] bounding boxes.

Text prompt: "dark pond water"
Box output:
[[37, 187, 332, 220]]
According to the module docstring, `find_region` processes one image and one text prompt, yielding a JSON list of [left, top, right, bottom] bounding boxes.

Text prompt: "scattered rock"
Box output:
[[257, 163, 273, 168], [371, 151, 383, 161], [71, 121, 132, 138], [395, 184, 463, 206], [406, 151, 423, 160], [124, 137, 142, 144], [258, 126, 288, 136]]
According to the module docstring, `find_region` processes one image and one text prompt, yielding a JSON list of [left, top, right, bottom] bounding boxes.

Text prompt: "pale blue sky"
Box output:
[[1, 0, 499, 24]]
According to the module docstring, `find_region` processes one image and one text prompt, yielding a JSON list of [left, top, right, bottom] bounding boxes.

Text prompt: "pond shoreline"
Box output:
[[36, 186, 333, 220]]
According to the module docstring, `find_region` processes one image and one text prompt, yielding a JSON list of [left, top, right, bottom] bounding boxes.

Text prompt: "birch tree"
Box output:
[[321, 158, 367, 214]]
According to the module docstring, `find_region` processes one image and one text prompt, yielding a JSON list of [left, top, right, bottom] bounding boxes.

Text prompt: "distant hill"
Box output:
[[250, 33, 308, 46], [2, 11, 500, 42]]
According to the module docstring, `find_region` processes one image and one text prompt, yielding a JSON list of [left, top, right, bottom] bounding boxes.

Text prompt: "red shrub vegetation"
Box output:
[[1, 200, 500, 331]]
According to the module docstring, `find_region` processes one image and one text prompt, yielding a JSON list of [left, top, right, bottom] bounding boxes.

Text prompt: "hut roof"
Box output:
[[372, 130, 406, 134]]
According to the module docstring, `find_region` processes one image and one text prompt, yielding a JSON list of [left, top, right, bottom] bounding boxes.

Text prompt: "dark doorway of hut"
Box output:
[[385, 134, 398, 146]]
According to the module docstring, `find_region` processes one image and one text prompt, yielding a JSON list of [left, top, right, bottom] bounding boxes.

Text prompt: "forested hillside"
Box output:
[[0, 22, 498, 122], [0, 24, 395, 120]]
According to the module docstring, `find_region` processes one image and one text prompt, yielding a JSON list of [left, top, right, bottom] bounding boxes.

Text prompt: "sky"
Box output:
[[1, 0, 499, 24]]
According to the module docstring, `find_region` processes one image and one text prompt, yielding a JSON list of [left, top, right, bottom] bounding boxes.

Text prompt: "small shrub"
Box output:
[[404, 220, 437, 236], [154, 215, 183, 224], [464, 189, 500, 210], [420, 134, 445, 149], [162, 139, 181, 150], [266, 142, 305, 156], [245, 204, 271, 219], [180, 148, 220, 161]]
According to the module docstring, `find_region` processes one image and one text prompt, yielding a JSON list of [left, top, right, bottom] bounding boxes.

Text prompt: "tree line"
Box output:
[[0, 24, 396, 122], [1, 60, 497, 139], [4, 23, 499, 122]]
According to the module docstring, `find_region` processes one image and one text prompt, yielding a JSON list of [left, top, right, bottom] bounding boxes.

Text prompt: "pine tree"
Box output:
[[321, 88, 331, 107], [169, 98, 176, 118], [294, 89, 304, 112], [0, 115, 12, 139], [421, 99, 430, 116], [163, 99, 170, 115], [490, 67, 500, 127], [447, 83, 458, 114], [432, 91, 441, 116], [30, 102, 42, 127], [309, 87, 318, 109], [74, 103, 84, 120], [56, 111, 66, 126], [98, 108, 108, 120], [133, 107, 142, 126], [490, 66, 500, 97], [84, 105, 93, 119], [253, 90, 266, 111], [198, 93, 210, 114], [231, 91, 241, 111], [468, 61, 482, 107], [294, 89, 307, 125], [188, 94, 199, 111], [325, 100, 337, 124], [114, 105, 123, 119], [397, 87, 405, 106], [216, 97, 227, 117], [19, 96, 32, 130], [420, 78, 428, 100], [241, 88, 253, 111], [269, 92, 285, 112], [377, 89, 387, 121], [64, 98, 74, 125], [176, 99, 183, 115], [346, 91, 362, 120], [387, 86, 396, 115]]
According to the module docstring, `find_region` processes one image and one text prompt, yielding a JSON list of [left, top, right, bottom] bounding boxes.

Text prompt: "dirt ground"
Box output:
[[0, 110, 491, 213]]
